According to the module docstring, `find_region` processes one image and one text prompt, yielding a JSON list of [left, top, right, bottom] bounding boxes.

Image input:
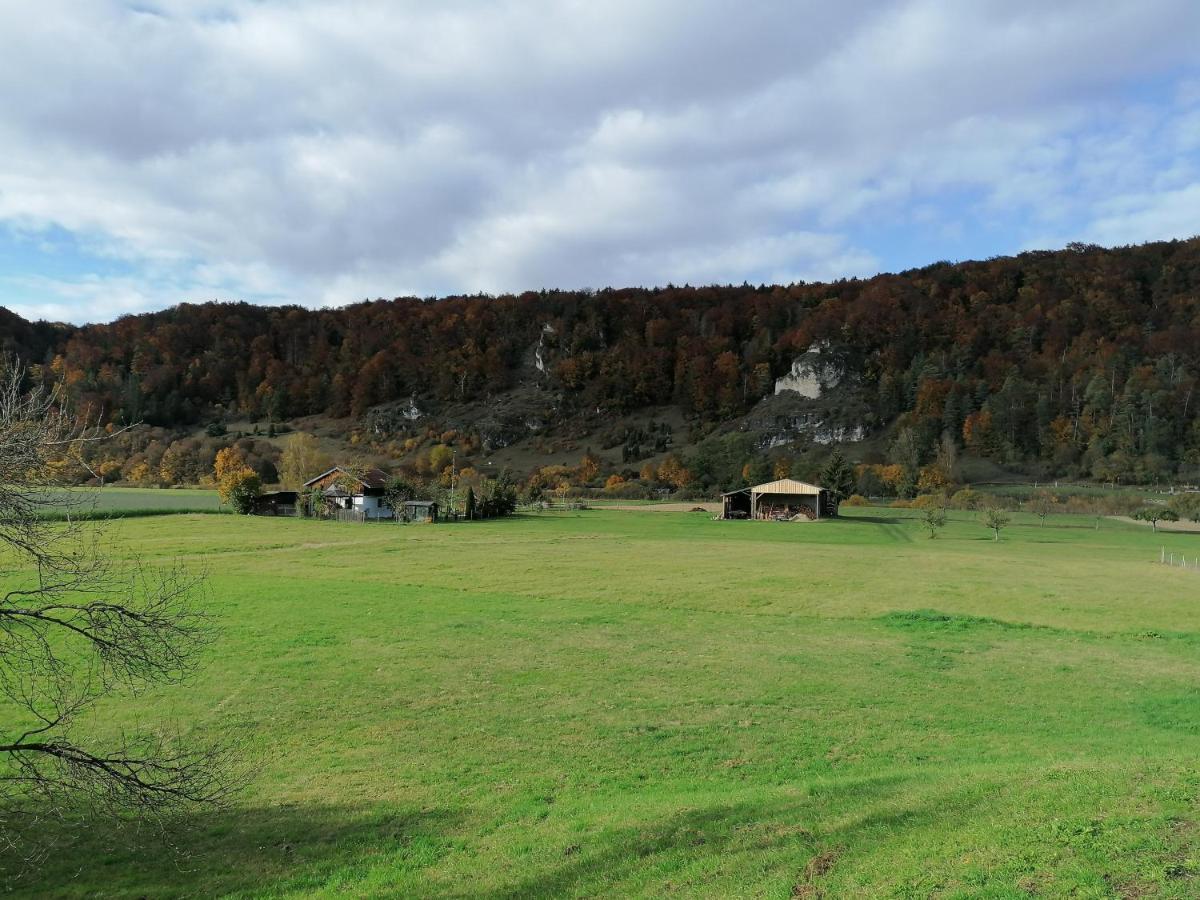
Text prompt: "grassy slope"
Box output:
[[12, 508, 1200, 898]]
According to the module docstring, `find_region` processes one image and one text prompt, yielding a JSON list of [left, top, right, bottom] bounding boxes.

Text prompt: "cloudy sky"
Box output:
[[1, 1, 1198, 324]]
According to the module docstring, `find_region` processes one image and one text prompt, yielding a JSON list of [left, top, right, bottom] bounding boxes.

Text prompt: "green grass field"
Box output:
[[10, 507, 1200, 897], [49, 485, 225, 514]]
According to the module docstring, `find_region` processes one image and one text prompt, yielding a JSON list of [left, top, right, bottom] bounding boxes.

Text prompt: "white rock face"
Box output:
[[402, 397, 422, 420], [765, 420, 864, 447], [533, 323, 555, 374], [774, 345, 840, 398], [811, 424, 866, 445]]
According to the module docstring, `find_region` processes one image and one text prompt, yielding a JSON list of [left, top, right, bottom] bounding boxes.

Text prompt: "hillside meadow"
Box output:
[[6, 506, 1200, 897]]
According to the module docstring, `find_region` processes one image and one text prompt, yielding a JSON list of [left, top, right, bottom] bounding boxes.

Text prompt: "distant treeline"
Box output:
[[4, 237, 1200, 482]]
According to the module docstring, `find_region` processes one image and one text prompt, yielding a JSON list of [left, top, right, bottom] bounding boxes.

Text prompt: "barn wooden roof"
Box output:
[[749, 478, 825, 495]]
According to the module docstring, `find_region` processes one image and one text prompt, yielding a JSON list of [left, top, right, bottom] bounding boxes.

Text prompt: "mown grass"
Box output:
[[5, 506, 1200, 897], [37, 506, 233, 522], [50, 485, 224, 511]]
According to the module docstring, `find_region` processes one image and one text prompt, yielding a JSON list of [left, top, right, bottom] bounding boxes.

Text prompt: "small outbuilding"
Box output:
[[722, 478, 836, 521], [252, 490, 299, 516], [401, 500, 439, 523]]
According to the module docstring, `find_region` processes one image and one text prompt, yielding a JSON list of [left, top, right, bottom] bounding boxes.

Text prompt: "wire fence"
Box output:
[[1159, 547, 1200, 572], [516, 500, 590, 513]]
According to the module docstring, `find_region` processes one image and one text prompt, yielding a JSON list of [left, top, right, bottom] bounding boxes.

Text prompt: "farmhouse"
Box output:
[[721, 478, 836, 521], [303, 466, 393, 519]]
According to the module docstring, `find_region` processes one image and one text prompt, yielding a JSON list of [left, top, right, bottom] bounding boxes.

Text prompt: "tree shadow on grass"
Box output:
[[487, 774, 988, 898], [3, 801, 463, 898], [14, 774, 991, 897]]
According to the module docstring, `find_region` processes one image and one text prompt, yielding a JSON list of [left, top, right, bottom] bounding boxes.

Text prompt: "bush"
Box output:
[[601, 482, 655, 500], [1061, 495, 1097, 516], [476, 473, 518, 518], [949, 488, 982, 510], [227, 472, 262, 514], [911, 493, 947, 510], [855, 467, 888, 498], [843, 494, 870, 507], [1169, 492, 1200, 522], [890, 499, 913, 509], [604, 474, 626, 492]]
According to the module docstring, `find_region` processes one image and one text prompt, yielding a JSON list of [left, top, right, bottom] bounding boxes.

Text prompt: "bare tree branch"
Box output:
[[0, 359, 230, 869]]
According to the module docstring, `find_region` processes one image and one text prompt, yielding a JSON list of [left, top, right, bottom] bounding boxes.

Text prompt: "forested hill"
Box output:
[[4, 237, 1200, 484]]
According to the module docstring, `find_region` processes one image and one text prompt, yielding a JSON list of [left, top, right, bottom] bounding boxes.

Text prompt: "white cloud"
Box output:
[[0, 0, 1198, 322], [1086, 183, 1200, 247]]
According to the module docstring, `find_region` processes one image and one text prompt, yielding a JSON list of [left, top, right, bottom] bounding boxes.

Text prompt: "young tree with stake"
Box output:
[[922, 507, 947, 539], [982, 506, 1012, 541], [1028, 489, 1055, 526]]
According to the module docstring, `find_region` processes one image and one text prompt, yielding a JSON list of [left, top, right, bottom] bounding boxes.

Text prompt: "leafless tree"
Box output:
[[1028, 489, 1055, 526], [0, 362, 230, 868]]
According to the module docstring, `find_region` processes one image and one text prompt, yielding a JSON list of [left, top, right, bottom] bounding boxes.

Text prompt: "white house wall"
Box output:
[[351, 496, 394, 519]]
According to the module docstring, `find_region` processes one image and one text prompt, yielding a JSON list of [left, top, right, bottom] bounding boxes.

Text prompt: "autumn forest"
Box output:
[[3, 237, 1200, 492]]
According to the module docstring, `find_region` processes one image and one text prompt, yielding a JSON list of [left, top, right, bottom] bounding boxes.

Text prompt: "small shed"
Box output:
[[401, 500, 439, 523], [253, 490, 298, 517], [724, 478, 836, 520]]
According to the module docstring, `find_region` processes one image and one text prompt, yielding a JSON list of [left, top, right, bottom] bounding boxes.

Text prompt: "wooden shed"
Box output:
[[723, 478, 836, 520], [252, 490, 298, 517], [401, 500, 439, 523]]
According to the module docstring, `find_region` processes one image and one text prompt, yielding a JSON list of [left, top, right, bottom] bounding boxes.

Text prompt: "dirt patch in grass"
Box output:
[[1113, 515, 1200, 533], [792, 846, 843, 897]]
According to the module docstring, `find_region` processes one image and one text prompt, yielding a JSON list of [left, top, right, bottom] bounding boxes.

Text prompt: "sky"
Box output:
[[0, 1, 1198, 325]]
